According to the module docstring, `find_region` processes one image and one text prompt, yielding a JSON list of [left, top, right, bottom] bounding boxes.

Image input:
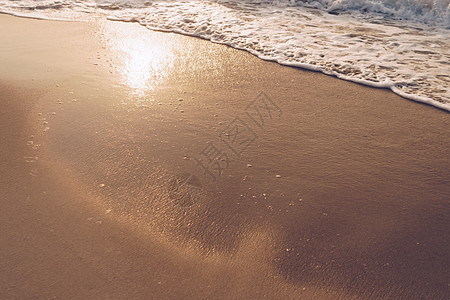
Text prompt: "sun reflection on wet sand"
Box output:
[[98, 21, 176, 101]]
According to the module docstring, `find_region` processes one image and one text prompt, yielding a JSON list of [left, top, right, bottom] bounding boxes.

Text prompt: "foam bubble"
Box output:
[[0, 0, 448, 110]]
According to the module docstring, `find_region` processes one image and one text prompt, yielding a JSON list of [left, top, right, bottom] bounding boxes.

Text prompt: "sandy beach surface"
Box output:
[[1, 14, 449, 299]]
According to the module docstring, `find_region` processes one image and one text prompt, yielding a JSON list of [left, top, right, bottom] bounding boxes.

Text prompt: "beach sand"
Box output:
[[0, 14, 449, 299]]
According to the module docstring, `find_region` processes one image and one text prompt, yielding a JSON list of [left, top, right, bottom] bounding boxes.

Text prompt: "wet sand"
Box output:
[[0, 14, 449, 299]]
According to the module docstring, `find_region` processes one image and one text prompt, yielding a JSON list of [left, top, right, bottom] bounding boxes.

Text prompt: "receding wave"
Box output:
[[1, 0, 449, 111], [261, 0, 450, 27]]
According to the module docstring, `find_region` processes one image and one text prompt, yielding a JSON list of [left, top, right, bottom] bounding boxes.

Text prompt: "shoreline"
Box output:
[[1, 11, 449, 113], [1, 14, 449, 299]]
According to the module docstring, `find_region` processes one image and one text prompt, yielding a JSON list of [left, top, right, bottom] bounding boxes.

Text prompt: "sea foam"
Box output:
[[0, 0, 448, 111]]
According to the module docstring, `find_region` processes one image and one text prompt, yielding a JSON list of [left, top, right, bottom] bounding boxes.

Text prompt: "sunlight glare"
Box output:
[[101, 21, 175, 99]]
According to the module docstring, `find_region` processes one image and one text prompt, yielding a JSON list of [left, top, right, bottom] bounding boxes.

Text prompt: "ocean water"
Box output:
[[1, 0, 449, 111]]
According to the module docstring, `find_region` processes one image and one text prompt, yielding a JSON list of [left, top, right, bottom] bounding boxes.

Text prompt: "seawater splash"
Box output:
[[269, 0, 449, 27], [0, 0, 449, 110]]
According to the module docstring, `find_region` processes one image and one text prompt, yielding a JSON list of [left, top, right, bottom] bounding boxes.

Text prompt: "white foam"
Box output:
[[1, 0, 448, 111]]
